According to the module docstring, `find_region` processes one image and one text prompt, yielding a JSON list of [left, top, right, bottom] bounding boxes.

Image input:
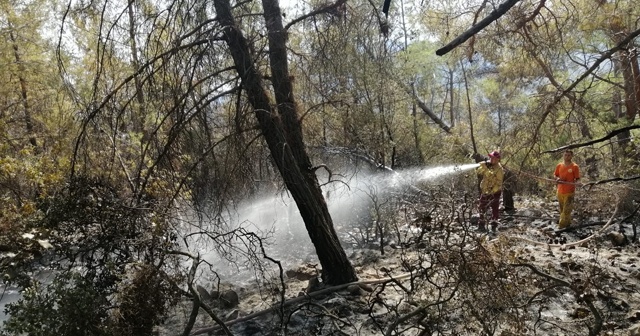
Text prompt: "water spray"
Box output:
[[413, 163, 480, 182], [386, 163, 480, 189]]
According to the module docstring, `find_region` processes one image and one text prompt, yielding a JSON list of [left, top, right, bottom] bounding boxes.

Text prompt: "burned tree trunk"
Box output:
[[213, 0, 358, 285]]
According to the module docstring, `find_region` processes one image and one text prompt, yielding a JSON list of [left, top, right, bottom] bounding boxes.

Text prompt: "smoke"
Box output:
[[180, 163, 477, 283]]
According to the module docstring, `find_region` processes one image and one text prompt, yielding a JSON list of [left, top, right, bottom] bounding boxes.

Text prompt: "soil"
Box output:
[[156, 195, 640, 336]]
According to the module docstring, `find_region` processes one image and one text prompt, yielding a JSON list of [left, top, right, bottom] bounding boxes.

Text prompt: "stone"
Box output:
[[628, 310, 640, 323], [306, 277, 322, 293], [629, 324, 640, 336], [358, 283, 374, 292], [569, 307, 590, 319], [346, 284, 364, 296], [196, 285, 216, 304], [608, 232, 628, 247], [285, 265, 317, 281], [220, 289, 239, 308]]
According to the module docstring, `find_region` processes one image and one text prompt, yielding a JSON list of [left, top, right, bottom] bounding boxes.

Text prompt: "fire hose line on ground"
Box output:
[[500, 198, 620, 249]]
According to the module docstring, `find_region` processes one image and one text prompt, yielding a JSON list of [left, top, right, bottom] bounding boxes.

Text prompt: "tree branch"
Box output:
[[542, 124, 640, 153], [395, 79, 451, 133], [436, 0, 522, 56], [519, 27, 640, 167], [509, 263, 602, 336], [188, 272, 417, 335], [284, 0, 347, 31]]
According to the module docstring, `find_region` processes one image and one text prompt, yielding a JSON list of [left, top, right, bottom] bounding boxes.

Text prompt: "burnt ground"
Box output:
[[157, 192, 640, 336]]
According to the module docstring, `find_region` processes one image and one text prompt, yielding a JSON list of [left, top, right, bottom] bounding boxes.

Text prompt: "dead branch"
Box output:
[[384, 277, 461, 336], [509, 263, 602, 336], [460, 61, 477, 152], [504, 195, 620, 248], [516, 0, 546, 30], [394, 79, 451, 133], [585, 175, 640, 187], [519, 28, 640, 167], [182, 256, 234, 336], [188, 272, 416, 335], [556, 202, 639, 234], [466, 0, 489, 61], [284, 0, 347, 31], [436, 0, 522, 56], [542, 124, 640, 153]]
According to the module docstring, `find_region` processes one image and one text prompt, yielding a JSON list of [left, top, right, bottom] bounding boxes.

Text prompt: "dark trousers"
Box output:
[[503, 189, 514, 210], [479, 191, 501, 225], [502, 169, 516, 210]]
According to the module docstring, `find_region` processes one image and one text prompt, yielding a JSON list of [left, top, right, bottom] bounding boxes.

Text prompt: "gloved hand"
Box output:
[[471, 152, 487, 163]]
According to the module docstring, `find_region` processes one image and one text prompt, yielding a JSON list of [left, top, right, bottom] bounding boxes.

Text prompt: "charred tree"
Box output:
[[213, 0, 358, 285]]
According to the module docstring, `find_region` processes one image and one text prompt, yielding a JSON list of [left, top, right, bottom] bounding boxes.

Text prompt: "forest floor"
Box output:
[[157, 194, 640, 336]]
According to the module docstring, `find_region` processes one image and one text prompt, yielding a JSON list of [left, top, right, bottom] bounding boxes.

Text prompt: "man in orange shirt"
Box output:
[[554, 150, 581, 229]]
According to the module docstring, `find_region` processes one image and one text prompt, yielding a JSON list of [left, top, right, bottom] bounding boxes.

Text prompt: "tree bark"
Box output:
[[610, 25, 639, 159], [127, 0, 146, 135], [213, 0, 358, 285], [8, 26, 37, 148], [435, 0, 522, 56]]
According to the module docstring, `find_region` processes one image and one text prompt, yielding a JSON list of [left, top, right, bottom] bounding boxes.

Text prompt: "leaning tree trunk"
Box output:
[[213, 0, 358, 285], [8, 25, 37, 148]]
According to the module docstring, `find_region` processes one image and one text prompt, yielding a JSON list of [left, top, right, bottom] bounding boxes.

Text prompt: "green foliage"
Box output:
[[1, 273, 112, 336], [1, 175, 181, 336]]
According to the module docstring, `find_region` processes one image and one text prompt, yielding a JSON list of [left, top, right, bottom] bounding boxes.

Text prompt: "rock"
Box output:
[[358, 283, 374, 292], [346, 284, 364, 296], [285, 265, 317, 281], [608, 232, 628, 247], [629, 324, 640, 336], [306, 276, 322, 293], [220, 289, 239, 308], [197, 285, 216, 304], [211, 288, 221, 296], [569, 307, 590, 319], [627, 310, 640, 323], [325, 296, 352, 317]]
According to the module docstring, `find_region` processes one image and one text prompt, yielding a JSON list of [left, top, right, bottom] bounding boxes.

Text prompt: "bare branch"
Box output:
[[519, 27, 640, 167], [542, 124, 640, 153], [395, 79, 452, 133], [284, 0, 347, 31], [189, 272, 418, 335], [436, 0, 522, 56], [509, 263, 602, 335]]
